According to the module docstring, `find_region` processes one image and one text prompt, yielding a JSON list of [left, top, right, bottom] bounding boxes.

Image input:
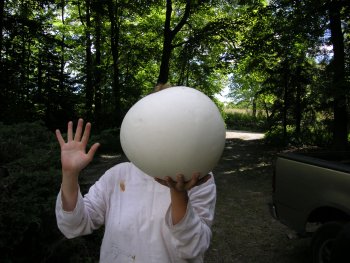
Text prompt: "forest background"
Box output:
[[0, 0, 349, 262]]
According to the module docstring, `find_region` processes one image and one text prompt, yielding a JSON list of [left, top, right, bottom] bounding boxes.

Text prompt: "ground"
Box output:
[[205, 136, 311, 263], [81, 131, 312, 263]]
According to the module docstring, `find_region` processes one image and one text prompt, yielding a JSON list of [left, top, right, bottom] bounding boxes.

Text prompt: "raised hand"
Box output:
[[56, 119, 100, 211], [56, 119, 100, 177]]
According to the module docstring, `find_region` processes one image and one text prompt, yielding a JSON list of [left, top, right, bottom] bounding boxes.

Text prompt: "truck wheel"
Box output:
[[311, 221, 344, 263], [330, 222, 350, 263]]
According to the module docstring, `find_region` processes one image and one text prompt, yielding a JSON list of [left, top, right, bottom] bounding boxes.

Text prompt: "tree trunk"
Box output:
[[0, 0, 4, 60], [108, 0, 121, 125], [59, 0, 65, 92], [252, 96, 257, 118], [93, 3, 102, 128], [295, 66, 302, 137], [157, 0, 173, 85], [0, 0, 5, 118], [85, 0, 94, 121], [157, 0, 190, 85], [295, 82, 302, 137], [282, 61, 290, 143], [329, 0, 348, 149]]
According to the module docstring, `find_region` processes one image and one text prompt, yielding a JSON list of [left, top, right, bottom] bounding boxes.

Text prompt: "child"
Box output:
[[55, 118, 216, 263]]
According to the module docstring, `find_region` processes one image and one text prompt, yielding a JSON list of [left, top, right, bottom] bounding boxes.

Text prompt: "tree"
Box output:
[[328, 0, 348, 148], [157, 0, 190, 85], [226, 0, 349, 146]]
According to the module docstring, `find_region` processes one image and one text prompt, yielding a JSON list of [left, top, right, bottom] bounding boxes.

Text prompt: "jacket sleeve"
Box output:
[[55, 170, 113, 239], [165, 174, 216, 259]]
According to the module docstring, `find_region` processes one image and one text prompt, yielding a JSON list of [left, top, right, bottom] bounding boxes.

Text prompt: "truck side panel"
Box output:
[[273, 155, 350, 234]]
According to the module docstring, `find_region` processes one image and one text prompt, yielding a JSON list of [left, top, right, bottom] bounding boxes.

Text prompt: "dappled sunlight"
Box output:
[[216, 137, 274, 180], [226, 130, 265, 140], [100, 154, 122, 159]]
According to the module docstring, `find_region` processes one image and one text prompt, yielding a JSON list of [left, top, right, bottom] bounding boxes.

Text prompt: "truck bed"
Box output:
[[277, 151, 350, 173]]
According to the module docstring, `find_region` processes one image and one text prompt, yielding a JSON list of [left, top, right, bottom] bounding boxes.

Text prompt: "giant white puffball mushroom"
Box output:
[[120, 86, 226, 181]]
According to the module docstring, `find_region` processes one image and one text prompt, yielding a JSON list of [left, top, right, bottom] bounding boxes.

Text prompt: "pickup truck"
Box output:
[[271, 151, 350, 263]]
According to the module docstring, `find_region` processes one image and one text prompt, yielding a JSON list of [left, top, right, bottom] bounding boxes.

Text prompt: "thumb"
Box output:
[[87, 142, 100, 160]]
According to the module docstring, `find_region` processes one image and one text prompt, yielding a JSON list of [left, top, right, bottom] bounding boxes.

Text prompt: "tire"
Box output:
[[311, 221, 344, 263], [330, 222, 350, 263]]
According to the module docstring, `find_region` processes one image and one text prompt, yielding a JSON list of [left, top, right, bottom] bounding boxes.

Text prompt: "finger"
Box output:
[[186, 172, 200, 189], [81, 122, 92, 145], [87, 142, 100, 160], [176, 174, 185, 190], [196, 174, 211, 186], [165, 176, 176, 188], [74, 118, 84, 141], [67, 121, 73, 141], [55, 129, 65, 147], [154, 177, 169, 187]]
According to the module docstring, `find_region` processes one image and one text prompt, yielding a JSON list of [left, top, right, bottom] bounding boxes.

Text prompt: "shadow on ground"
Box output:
[[205, 138, 311, 263]]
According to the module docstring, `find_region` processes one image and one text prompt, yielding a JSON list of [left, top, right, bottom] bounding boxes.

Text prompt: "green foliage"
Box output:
[[0, 121, 105, 262], [91, 127, 122, 154], [222, 0, 350, 147], [264, 126, 294, 146], [0, 169, 62, 262], [0, 121, 59, 166], [225, 110, 267, 132], [0, 122, 62, 261], [0, 0, 349, 147], [264, 122, 333, 147]]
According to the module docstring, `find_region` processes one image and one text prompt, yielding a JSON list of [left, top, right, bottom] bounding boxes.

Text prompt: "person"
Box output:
[[55, 118, 217, 263]]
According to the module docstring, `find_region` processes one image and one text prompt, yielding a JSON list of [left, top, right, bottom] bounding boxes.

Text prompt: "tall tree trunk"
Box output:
[[85, 0, 94, 120], [59, 0, 65, 92], [93, 2, 102, 128], [157, 0, 190, 85], [18, 0, 28, 109], [37, 57, 43, 100], [295, 66, 302, 137], [108, 0, 121, 125], [295, 82, 302, 137], [0, 0, 4, 61], [282, 62, 289, 143], [329, 0, 348, 149], [157, 0, 173, 85], [0, 0, 5, 118], [252, 96, 257, 118]]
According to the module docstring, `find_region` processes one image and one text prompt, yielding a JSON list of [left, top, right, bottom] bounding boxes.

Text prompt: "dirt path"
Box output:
[[225, 130, 265, 140], [205, 138, 311, 263], [81, 132, 312, 262]]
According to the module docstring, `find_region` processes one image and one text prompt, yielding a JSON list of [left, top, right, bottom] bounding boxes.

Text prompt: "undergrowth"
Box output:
[[0, 122, 107, 262]]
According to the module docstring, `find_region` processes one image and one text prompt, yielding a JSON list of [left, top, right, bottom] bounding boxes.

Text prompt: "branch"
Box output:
[[77, 0, 86, 27], [171, 0, 190, 37]]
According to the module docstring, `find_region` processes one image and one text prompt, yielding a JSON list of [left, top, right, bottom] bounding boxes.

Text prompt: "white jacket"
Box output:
[[56, 162, 216, 263]]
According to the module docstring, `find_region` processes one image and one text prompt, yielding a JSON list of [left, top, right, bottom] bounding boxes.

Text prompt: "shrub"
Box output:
[[91, 127, 122, 154], [264, 123, 333, 147], [0, 121, 60, 167], [264, 126, 293, 146], [0, 122, 63, 261], [0, 121, 103, 262], [0, 169, 62, 261], [225, 111, 267, 132]]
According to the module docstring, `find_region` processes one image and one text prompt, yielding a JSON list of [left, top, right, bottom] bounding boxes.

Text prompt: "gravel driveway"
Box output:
[[225, 130, 265, 141], [205, 136, 311, 263]]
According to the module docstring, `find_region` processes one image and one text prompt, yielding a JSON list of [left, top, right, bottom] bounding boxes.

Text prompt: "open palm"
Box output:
[[56, 119, 100, 176]]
